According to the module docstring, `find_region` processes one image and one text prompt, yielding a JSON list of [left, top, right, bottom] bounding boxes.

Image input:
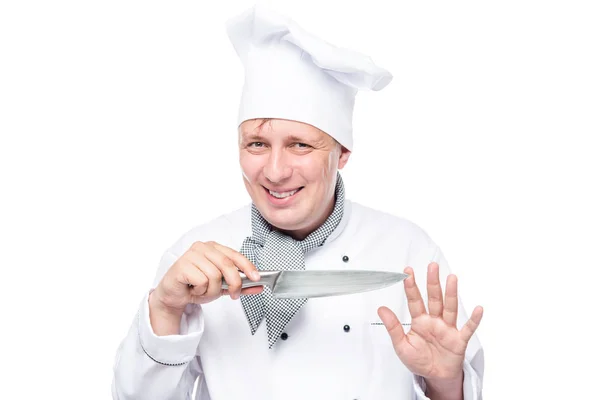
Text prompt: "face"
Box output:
[[239, 118, 351, 239]]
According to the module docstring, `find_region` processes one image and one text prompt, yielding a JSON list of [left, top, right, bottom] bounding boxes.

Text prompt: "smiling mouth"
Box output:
[[264, 186, 304, 199]]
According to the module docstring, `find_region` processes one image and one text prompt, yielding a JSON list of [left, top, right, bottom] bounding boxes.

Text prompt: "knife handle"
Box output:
[[220, 270, 280, 290]]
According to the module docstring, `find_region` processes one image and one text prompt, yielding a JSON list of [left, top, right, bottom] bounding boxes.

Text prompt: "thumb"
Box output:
[[377, 306, 406, 344]]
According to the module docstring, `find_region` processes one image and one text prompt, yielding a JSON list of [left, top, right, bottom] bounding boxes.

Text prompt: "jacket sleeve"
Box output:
[[111, 249, 209, 400], [408, 243, 485, 400]]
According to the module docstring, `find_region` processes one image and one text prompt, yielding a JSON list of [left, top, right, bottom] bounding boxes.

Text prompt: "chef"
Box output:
[[112, 4, 484, 400]]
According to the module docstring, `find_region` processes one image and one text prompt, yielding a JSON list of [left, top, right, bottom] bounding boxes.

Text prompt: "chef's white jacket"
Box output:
[[112, 201, 484, 399]]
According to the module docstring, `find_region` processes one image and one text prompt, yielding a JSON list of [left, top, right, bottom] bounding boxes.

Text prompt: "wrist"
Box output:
[[148, 290, 185, 335], [424, 372, 464, 400]]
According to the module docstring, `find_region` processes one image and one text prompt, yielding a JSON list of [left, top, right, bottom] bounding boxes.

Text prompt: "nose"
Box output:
[[263, 148, 292, 184]]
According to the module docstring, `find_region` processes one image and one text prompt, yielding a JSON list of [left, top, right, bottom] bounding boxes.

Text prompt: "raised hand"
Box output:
[[377, 262, 483, 385]]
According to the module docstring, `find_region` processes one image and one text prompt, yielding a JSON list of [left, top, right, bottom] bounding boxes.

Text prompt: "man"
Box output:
[[112, 5, 484, 400]]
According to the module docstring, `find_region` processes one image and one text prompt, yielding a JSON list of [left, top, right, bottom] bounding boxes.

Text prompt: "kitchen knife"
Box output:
[[221, 270, 408, 299]]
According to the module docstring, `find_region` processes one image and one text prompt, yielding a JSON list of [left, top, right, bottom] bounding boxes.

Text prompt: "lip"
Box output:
[[264, 186, 303, 193], [263, 186, 303, 206]]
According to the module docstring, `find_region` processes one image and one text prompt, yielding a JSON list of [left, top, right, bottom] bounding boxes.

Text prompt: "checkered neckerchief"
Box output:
[[240, 172, 345, 348]]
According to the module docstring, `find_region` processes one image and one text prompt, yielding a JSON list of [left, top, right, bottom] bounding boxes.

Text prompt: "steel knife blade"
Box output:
[[221, 270, 408, 299]]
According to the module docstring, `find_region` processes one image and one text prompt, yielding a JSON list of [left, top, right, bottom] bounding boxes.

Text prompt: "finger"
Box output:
[[403, 267, 426, 318], [209, 242, 261, 281], [203, 245, 244, 300], [189, 243, 239, 299], [459, 306, 484, 342], [179, 266, 209, 298], [427, 262, 444, 318], [443, 274, 459, 327], [187, 252, 223, 299], [220, 286, 264, 297], [377, 306, 406, 345], [241, 286, 264, 295]]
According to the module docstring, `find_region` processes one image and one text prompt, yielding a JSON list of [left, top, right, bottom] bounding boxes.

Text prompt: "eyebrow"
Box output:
[[241, 133, 265, 142], [287, 134, 313, 143], [241, 133, 318, 144]]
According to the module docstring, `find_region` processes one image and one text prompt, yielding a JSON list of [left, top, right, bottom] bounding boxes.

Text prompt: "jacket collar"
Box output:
[[320, 199, 352, 246]]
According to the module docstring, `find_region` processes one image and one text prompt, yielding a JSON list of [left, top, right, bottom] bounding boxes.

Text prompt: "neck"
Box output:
[[278, 194, 336, 241]]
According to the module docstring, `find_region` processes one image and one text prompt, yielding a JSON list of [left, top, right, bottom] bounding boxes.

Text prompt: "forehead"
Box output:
[[240, 119, 330, 142]]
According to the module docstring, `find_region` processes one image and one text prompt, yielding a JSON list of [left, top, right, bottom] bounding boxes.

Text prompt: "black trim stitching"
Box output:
[[141, 345, 188, 367], [137, 311, 189, 367]]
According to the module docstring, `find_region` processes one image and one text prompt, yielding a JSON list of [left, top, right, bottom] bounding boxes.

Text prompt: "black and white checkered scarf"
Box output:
[[240, 172, 345, 348]]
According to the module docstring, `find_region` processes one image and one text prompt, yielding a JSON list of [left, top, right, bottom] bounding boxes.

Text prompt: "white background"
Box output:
[[1, 0, 598, 398]]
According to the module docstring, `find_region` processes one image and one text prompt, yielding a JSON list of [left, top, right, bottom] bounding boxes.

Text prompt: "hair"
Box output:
[[256, 118, 273, 130]]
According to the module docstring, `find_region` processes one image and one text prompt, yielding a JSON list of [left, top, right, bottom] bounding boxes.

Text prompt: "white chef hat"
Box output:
[[226, 4, 392, 151]]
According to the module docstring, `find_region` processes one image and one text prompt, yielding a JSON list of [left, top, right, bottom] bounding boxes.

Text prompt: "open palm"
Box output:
[[378, 262, 483, 380]]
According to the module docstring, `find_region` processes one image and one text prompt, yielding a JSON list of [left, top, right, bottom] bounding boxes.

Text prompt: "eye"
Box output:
[[293, 143, 311, 149], [248, 142, 265, 148]]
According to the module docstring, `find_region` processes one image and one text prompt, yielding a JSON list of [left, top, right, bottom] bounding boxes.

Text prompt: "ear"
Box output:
[[337, 146, 351, 169]]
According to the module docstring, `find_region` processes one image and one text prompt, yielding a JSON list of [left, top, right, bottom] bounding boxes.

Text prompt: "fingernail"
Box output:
[[252, 271, 261, 280]]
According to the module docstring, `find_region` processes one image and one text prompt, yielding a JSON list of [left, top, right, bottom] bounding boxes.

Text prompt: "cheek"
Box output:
[[328, 151, 339, 172], [239, 154, 263, 182], [295, 153, 337, 182]]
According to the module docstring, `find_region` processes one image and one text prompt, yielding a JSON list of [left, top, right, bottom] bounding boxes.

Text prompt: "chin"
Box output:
[[260, 205, 306, 230]]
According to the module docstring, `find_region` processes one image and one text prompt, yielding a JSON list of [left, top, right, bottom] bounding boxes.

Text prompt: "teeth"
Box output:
[[269, 188, 300, 198]]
